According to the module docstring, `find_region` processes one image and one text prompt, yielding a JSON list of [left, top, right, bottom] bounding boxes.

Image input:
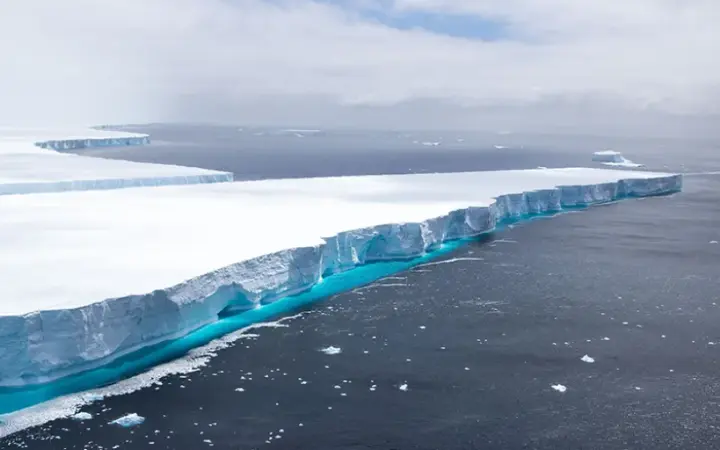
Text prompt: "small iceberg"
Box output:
[[71, 412, 93, 421], [592, 150, 643, 168], [109, 413, 145, 428], [320, 346, 342, 355]]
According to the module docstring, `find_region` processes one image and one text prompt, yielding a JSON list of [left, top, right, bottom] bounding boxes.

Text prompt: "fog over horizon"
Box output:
[[2, 1, 719, 139]]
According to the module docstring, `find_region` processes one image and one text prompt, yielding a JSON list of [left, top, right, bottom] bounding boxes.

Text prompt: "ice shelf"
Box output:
[[0, 128, 234, 195], [0, 168, 681, 386]]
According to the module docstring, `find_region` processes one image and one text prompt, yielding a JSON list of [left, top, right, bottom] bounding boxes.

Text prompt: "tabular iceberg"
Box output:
[[592, 150, 643, 168], [0, 128, 234, 195], [0, 168, 682, 387]]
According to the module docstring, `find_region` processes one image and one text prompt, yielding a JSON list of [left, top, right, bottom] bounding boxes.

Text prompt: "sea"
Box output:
[[2, 125, 719, 450]]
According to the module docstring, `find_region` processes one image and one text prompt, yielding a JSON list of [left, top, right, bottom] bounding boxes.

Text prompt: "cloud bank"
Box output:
[[1, 0, 718, 136]]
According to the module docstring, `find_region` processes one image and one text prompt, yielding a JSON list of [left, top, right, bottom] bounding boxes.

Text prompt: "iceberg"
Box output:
[[109, 413, 145, 428], [70, 412, 92, 421], [0, 167, 681, 388], [592, 150, 644, 168], [0, 128, 233, 195]]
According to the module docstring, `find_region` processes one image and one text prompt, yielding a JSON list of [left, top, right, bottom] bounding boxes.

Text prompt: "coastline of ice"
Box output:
[[0, 165, 682, 388]]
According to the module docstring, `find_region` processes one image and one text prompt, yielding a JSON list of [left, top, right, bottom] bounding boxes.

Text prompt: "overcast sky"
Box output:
[[1, 0, 718, 136]]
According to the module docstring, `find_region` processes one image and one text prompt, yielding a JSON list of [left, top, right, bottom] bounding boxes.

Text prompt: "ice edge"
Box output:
[[34, 135, 152, 151], [0, 133, 235, 196], [0, 172, 683, 387]]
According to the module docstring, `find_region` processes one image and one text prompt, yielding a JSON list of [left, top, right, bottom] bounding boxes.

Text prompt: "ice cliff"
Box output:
[[34, 134, 151, 151], [0, 171, 682, 387]]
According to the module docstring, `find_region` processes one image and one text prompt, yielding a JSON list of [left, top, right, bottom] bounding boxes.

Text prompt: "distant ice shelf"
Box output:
[[0, 128, 234, 195], [0, 168, 681, 387]]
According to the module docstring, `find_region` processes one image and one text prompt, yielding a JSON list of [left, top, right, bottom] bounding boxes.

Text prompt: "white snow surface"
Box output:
[[0, 166, 681, 386], [0, 128, 233, 195]]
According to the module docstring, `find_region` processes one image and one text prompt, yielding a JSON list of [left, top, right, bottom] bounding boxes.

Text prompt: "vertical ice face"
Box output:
[[0, 169, 682, 390]]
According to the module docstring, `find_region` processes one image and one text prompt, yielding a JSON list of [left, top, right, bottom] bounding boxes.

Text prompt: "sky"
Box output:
[[1, 0, 719, 137]]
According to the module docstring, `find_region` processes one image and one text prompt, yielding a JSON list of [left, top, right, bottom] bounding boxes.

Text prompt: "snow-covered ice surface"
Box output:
[[592, 150, 644, 168], [0, 167, 681, 387], [0, 128, 233, 195]]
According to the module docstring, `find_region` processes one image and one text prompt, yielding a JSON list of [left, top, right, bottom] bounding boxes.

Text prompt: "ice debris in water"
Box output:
[[71, 412, 93, 421], [551, 384, 567, 393], [581, 355, 595, 363], [109, 413, 145, 428], [399, 383, 409, 391], [320, 346, 342, 355]]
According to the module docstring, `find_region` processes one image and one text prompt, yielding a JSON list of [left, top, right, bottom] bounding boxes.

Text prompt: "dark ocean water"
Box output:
[[3, 126, 720, 450]]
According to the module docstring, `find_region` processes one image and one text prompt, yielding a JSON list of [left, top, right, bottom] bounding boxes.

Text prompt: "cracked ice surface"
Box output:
[[0, 166, 681, 386], [0, 128, 233, 195]]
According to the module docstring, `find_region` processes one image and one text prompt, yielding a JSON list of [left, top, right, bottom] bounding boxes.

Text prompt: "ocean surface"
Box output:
[[3, 125, 720, 450]]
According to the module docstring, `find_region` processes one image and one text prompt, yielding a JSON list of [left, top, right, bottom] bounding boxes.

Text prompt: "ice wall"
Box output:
[[35, 135, 151, 151], [0, 172, 682, 387], [0, 173, 234, 196]]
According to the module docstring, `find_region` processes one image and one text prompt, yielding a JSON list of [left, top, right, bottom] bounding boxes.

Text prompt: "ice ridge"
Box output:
[[0, 173, 682, 387]]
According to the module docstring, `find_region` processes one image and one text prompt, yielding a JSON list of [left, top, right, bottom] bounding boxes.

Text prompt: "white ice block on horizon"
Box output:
[[592, 150, 644, 168], [0, 128, 234, 194], [0, 168, 681, 386]]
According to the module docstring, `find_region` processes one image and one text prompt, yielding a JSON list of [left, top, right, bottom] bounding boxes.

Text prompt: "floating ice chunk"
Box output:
[[320, 346, 342, 355], [710, 241, 718, 244], [399, 384, 408, 391], [71, 412, 92, 421], [109, 413, 145, 428], [592, 150, 644, 168], [551, 384, 567, 393], [234, 388, 245, 392], [580, 355, 595, 363]]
